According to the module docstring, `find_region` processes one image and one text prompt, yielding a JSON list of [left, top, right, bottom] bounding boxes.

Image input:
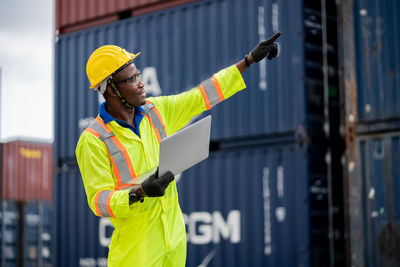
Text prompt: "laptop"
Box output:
[[158, 115, 212, 177]]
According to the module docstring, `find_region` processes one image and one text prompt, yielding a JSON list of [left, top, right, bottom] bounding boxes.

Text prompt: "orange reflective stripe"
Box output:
[[94, 191, 104, 217], [152, 105, 167, 138], [95, 190, 115, 217], [199, 85, 212, 110], [110, 135, 137, 178], [151, 105, 165, 129], [92, 116, 137, 186], [145, 100, 165, 125], [85, 128, 101, 138], [211, 75, 225, 101], [95, 117, 111, 133], [115, 183, 135, 190], [146, 114, 162, 143], [144, 101, 167, 142], [106, 191, 115, 218], [110, 156, 123, 187]]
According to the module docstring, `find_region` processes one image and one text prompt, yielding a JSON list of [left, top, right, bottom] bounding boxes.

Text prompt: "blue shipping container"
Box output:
[[40, 202, 53, 267], [2, 200, 19, 267], [54, 137, 346, 266], [23, 201, 53, 267], [177, 144, 312, 267], [54, 168, 110, 267], [55, 0, 314, 161], [53, 0, 346, 265], [23, 202, 39, 265], [358, 132, 400, 267], [355, 0, 400, 126], [177, 142, 343, 266], [0, 201, 53, 267]]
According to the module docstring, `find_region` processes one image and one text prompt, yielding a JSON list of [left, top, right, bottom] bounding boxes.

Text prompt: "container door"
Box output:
[[40, 201, 52, 267], [359, 134, 400, 267], [23, 201, 53, 267], [54, 168, 109, 267], [23, 202, 40, 267], [2, 200, 20, 267], [177, 144, 310, 267]]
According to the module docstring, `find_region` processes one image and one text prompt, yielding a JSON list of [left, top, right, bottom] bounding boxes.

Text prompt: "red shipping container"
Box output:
[[56, 0, 199, 34], [1, 141, 52, 200]]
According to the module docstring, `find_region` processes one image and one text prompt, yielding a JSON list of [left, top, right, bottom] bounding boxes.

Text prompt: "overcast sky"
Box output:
[[0, 0, 53, 142]]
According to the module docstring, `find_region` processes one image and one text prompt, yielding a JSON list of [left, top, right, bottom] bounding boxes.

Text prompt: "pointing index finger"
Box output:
[[268, 32, 281, 43]]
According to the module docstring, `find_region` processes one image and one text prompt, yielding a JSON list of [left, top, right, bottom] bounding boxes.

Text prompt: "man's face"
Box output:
[[112, 63, 146, 107]]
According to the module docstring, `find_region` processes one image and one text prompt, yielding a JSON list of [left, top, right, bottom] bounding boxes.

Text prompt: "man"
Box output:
[[76, 32, 281, 266]]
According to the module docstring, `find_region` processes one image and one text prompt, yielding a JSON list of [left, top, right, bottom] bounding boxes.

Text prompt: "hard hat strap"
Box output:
[[107, 79, 135, 109], [111, 60, 134, 77]]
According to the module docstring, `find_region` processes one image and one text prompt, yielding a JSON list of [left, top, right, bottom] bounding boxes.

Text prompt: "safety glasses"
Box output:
[[113, 73, 142, 86]]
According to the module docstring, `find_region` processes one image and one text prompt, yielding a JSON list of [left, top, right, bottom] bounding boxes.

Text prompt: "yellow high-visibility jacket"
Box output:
[[75, 65, 246, 266]]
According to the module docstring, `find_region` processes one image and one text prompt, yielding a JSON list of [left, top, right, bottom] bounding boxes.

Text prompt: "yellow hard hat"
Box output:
[[86, 45, 141, 89]]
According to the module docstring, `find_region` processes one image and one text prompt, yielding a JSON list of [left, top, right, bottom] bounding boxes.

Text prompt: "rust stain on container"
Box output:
[[340, 0, 363, 266], [56, 0, 199, 34], [1, 140, 52, 200]]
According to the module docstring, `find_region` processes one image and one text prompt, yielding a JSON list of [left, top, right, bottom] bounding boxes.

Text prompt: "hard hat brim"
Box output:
[[90, 51, 141, 89]]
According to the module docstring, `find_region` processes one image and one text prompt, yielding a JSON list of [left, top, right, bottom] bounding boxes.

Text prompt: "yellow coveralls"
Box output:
[[76, 65, 246, 266]]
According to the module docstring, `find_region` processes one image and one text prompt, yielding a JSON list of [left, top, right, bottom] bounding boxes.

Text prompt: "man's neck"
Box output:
[[106, 101, 135, 128]]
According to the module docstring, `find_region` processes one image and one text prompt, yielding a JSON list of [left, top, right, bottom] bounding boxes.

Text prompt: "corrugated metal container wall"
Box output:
[[54, 168, 110, 267], [55, 0, 306, 161], [177, 144, 311, 267], [355, 0, 400, 127], [23, 201, 53, 267], [358, 133, 400, 267], [54, 139, 345, 267], [2, 200, 20, 267], [1, 201, 53, 267], [56, 0, 199, 34], [1, 141, 52, 200]]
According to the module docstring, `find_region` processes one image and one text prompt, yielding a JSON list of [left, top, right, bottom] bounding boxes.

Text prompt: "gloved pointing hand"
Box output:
[[141, 169, 174, 197], [250, 32, 281, 62]]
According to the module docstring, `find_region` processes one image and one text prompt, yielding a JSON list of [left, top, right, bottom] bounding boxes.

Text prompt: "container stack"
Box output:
[[341, 0, 400, 265], [54, 0, 346, 266], [0, 140, 53, 267], [54, 0, 399, 266]]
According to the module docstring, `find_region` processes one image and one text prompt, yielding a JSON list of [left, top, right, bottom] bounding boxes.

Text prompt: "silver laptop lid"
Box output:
[[158, 115, 211, 177]]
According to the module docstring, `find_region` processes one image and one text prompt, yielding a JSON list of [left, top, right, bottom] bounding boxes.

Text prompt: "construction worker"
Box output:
[[76, 32, 281, 267]]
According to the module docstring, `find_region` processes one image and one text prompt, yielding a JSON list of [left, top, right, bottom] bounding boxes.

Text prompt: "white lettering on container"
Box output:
[[258, 6, 267, 90], [276, 165, 286, 223], [142, 67, 161, 96], [277, 165, 284, 198], [263, 167, 272, 255], [272, 3, 281, 57], [275, 207, 286, 222], [99, 217, 114, 247], [184, 210, 241, 245], [99, 210, 240, 247], [79, 258, 96, 267], [79, 258, 107, 267], [272, 3, 279, 33]]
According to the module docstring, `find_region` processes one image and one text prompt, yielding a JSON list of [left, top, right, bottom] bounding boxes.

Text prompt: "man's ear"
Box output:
[[104, 84, 116, 98]]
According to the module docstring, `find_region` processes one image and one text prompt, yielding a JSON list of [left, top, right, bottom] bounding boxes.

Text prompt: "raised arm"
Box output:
[[236, 32, 281, 73]]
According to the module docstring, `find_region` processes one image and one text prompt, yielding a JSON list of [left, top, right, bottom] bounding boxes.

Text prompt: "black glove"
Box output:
[[250, 32, 281, 62], [141, 169, 174, 197]]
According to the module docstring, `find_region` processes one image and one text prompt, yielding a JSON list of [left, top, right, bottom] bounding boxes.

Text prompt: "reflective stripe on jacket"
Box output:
[[75, 65, 246, 267]]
